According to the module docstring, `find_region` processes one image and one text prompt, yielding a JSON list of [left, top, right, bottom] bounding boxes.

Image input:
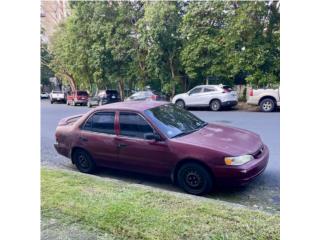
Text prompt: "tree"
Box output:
[[180, 1, 231, 87], [138, 1, 182, 96], [41, 43, 54, 86]]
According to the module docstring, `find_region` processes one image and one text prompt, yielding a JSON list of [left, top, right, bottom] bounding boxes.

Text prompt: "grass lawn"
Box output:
[[41, 168, 279, 240]]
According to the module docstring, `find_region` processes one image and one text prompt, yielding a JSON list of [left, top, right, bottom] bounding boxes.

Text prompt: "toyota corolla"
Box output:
[[54, 101, 268, 195]]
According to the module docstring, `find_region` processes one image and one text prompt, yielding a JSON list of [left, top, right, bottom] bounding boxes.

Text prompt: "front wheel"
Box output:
[[210, 99, 221, 111], [73, 149, 96, 173], [175, 100, 185, 109], [177, 163, 213, 195]]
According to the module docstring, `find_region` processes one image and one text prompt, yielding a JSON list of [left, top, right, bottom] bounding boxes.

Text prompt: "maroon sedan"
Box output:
[[54, 101, 268, 195]]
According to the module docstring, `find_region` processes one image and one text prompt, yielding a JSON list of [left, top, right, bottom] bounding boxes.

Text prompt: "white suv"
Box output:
[[172, 85, 238, 111]]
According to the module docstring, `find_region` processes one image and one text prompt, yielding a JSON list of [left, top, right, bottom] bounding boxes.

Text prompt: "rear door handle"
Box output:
[[117, 143, 127, 148], [79, 137, 88, 142]]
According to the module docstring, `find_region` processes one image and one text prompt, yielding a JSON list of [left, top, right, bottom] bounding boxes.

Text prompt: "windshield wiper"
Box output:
[[172, 129, 198, 138], [172, 123, 208, 138]]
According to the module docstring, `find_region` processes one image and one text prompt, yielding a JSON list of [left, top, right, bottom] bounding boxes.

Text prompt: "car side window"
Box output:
[[83, 112, 115, 134], [119, 112, 154, 139], [203, 87, 216, 92], [189, 87, 202, 95]]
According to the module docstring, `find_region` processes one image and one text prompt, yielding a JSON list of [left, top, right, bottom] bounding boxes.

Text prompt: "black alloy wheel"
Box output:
[[177, 163, 213, 195], [73, 149, 96, 173]]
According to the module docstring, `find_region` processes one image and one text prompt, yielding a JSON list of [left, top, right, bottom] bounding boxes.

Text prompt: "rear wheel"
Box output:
[[210, 99, 221, 111], [175, 100, 185, 109], [73, 149, 96, 173], [177, 163, 213, 195], [259, 98, 275, 112]]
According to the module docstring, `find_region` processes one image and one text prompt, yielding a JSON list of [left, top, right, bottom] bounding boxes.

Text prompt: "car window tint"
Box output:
[[83, 112, 115, 134], [189, 87, 202, 95], [119, 112, 154, 139], [203, 87, 216, 92]]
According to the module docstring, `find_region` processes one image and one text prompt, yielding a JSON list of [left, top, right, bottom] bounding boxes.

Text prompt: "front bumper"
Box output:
[[213, 145, 269, 185], [221, 100, 238, 107]]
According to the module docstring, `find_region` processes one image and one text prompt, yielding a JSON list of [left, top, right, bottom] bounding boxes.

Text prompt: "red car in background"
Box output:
[[54, 101, 268, 195], [67, 91, 89, 106]]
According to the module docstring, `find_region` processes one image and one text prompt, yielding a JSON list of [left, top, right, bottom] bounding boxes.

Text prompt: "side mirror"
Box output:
[[145, 132, 162, 141]]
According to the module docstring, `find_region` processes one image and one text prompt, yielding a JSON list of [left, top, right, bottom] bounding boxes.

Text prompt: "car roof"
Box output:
[[95, 100, 168, 112], [195, 84, 223, 88]]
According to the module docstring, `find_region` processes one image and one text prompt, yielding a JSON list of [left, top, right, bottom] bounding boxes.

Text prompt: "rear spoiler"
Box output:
[[58, 114, 83, 126]]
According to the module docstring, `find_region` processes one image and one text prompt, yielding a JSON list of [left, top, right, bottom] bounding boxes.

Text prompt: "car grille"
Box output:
[[252, 145, 264, 159]]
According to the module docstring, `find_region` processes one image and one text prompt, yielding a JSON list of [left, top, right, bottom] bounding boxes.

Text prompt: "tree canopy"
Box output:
[[43, 0, 280, 97]]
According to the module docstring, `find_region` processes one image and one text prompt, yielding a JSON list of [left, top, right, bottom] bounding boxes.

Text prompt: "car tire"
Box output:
[[50, 100, 53, 104], [175, 100, 185, 109], [177, 162, 213, 195], [259, 98, 275, 112], [210, 99, 221, 111], [73, 149, 96, 174]]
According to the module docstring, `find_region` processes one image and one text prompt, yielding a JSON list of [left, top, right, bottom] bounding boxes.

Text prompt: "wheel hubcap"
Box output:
[[78, 154, 89, 168], [212, 102, 218, 110], [263, 101, 272, 110], [185, 170, 202, 188], [177, 101, 183, 108]]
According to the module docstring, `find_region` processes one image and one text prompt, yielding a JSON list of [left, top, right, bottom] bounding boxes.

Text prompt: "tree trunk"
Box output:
[[169, 57, 175, 97], [64, 72, 77, 92], [118, 79, 125, 100]]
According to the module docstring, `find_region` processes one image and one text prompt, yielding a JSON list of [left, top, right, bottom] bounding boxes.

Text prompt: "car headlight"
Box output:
[[224, 155, 253, 166]]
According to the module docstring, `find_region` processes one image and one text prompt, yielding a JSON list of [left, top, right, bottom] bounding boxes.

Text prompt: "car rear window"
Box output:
[[222, 86, 233, 92], [83, 112, 115, 134], [77, 91, 88, 96], [106, 90, 118, 95]]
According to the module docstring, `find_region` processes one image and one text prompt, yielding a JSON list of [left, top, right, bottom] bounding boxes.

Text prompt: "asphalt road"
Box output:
[[41, 100, 280, 211]]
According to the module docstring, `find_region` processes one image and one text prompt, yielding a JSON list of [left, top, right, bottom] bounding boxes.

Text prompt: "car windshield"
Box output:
[[144, 104, 207, 138], [77, 91, 88, 96]]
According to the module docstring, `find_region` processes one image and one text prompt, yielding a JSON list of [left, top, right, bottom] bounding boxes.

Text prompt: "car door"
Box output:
[[198, 86, 219, 105], [115, 111, 173, 177], [185, 87, 203, 106], [79, 111, 118, 167]]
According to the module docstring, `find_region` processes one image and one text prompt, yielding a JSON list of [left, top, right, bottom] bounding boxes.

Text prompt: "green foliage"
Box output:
[[41, 43, 54, 86], [48, 1, 280, 96]]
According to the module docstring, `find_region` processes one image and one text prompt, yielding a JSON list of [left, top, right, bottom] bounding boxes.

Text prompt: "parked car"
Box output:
[[172, 84, 238, 111], [125, 90, 168, 101], [67, 91, 89, 106], [54, 101, 268, 195], [99, 89, 121, 106], [50, 90, 66, 104], [247, 87, 280, 112], [40, 92, 49, 99], [88, 90, 121, 107]]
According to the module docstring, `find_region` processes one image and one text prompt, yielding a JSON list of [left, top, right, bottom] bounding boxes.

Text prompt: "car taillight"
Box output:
[[151, 95, 157, 100], [249, 89, 253, 96]]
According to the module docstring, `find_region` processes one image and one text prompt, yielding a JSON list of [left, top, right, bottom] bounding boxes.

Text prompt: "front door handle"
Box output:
[[79, 136, 88, 142], [117, 143, 127, 148]]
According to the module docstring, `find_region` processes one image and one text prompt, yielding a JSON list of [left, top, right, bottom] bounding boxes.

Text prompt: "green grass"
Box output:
[[41, 168, 280, 240]]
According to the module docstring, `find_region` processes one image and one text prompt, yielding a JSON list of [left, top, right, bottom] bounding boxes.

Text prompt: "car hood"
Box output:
[[172, 123, 262, 156], [173, 93, 187, 100]]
